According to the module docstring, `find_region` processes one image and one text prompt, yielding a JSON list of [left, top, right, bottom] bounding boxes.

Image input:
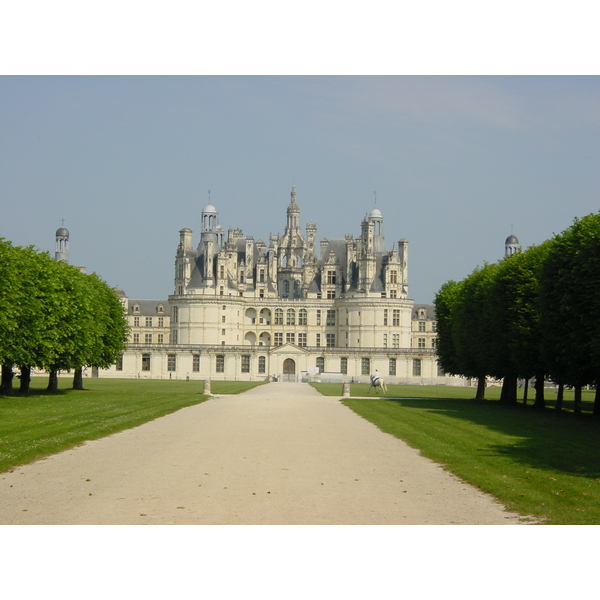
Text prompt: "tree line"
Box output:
[[0, 238, 129, 394], [434, 212, 600, 416]]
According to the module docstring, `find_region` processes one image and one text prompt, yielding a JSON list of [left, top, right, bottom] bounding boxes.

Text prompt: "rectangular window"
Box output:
[[383, 333, 388, 348], [116, 354, 123, 371], [327, 290, 335, 299], [393, 334, 399, 348], [221, 329, 226, 335], [274, 333, 283, 346], [193, 354, 200, 372], [142, 353, 151, 371], [259, 269, 265, 283], [172, 307, 178, 323], [316, 333, 321, 347], [146, 317, 153, 327], [390, 290, 397, 298], [298, 310, 307, 325], [145, 333, 152, 345], [432, 321, 437, 332], [390, 270, 397, 284], [419, 321, 426, 332], [383, 309, 388, 326], [157, 333, 164, 344], [327, 270, 336, 285], [216, 355, 225, 373], [158, 317, 164, 327], [413, 359, 422, 377], [393, 310, 400, 326], [381, 292, 386, 298], [133, 333, 140, 344], [167, 354, 176, 371], [133, 316, 140, 327], [172, 330, 178, 344], [296, 333, 306, 347], [361, 357, 370, 376], [326, 333, 335, 347], [326, 309, 336, 326], [389, 358, 397, 376], [258, 356, 266, 373], [259, 289, 264, 298], [287, 309, 295, 325], [286, 332, 295, 345], [316, 357, 325, 373], [241, 355, 250, 373], [340, 357, 348, 375], [437, 362, 445, 377], [316, 310, 321, 326], [432, 338, 437, 349], [418, 337, 426, 348]]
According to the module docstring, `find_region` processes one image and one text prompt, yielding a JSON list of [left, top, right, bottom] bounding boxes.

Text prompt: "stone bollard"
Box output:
[[203, 379, 211, 395], [342, 382, 350, 397]]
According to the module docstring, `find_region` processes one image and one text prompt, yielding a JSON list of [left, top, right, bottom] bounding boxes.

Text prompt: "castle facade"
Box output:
[[104, 188, 456, 384]]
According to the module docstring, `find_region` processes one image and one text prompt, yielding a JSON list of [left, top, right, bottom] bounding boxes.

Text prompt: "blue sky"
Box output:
[[2, 75, 599, 303]]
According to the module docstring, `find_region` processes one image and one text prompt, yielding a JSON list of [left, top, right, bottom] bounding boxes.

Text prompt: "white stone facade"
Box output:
[[100, 188, 464, 385]]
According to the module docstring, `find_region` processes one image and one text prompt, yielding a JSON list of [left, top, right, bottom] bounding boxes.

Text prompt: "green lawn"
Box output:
[[311, 383, 600, 524], [0, 378, 264, 473]]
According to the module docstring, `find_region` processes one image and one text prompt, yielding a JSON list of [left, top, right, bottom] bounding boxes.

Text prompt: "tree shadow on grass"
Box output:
[[380, 397, 600, 479]]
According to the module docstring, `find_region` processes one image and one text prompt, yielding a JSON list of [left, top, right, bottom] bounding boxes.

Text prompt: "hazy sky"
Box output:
[[2, 75, 599, 303]]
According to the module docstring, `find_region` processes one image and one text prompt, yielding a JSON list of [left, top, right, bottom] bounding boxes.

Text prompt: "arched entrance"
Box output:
[[282, 358, 296, 382]]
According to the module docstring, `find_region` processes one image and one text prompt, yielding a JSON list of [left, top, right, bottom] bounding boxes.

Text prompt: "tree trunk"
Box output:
[[0, 364, 14, 395], [533, 372, 546, 409], [522, 379, 529, 405], [573, 385, 582, 414], [72, 367, 84, 390], [500, 377, 517, 404], [475, 376, 486, 400], [556, 382, 564, 412], [46, 368, 59, 392], [18, 366, 31, 394]]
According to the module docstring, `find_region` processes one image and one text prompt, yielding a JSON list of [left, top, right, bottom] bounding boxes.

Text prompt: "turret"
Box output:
[[55, 224, 69, 262]]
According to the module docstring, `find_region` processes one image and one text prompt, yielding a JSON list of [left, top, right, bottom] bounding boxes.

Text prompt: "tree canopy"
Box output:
[[434, 212, 600, 414], [0, 238, 128, 393]]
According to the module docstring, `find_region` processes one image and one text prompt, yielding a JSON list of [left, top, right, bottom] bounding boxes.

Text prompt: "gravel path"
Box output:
[[0, 383, 529, 524]]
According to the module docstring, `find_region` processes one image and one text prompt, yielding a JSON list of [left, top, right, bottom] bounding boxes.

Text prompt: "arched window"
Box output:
[[274, 308, 284, 325], [340, 357, 348, 374], [294, 280, 301, 297], [287, 309, 295, 325], [316, 356, 325, 373], [298, 309, 307, 325], [283, 280, 290, 295]]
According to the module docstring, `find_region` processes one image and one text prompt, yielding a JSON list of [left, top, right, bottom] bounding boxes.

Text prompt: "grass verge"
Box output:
[[311, 383, 600, 525], [0, 378, 263, 473]]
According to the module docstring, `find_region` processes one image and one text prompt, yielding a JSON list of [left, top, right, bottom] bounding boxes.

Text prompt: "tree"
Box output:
[[487, 243, 551, 406], [539, 213, 600, 415], [451, 263, 499, 399], [434, 280, 463, 377]]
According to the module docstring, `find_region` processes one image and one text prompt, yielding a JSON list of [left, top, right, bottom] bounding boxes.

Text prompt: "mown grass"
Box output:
[[311, 383, 600, 524], [0, 378, 264, 473]]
